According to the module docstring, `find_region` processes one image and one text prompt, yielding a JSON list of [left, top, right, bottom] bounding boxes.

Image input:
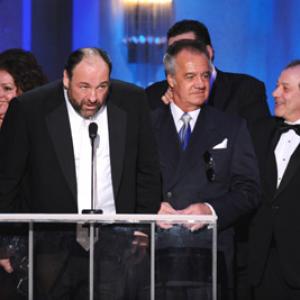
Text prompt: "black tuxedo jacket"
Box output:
[[0, 79, 162, 292], [0, 80, 161, 214], [249, 117, 300, 288], [146, 69, 270, 125], [151, 105, 260, 286]]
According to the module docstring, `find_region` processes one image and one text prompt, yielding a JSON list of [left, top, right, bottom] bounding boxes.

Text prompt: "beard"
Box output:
[[67, 89, 102, 119]]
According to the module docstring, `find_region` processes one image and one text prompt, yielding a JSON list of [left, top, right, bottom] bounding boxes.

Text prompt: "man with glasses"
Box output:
[[151, 40, 260, 300]]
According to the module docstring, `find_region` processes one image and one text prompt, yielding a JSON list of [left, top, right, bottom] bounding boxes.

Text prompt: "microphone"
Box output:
[[82, 122, 102, 215], [88, 122, 98, 143]]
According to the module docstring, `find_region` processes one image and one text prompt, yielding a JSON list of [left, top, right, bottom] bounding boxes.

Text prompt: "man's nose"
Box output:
[[272, 86, 281, 98], [89, 89, 97, 102], [194, 76, 205, 88]]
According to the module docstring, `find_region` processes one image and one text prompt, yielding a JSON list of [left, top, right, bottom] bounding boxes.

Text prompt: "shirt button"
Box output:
[[166, 192, 172, 198]]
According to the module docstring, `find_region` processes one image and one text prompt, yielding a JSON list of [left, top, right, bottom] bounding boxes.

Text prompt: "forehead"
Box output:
[[0, 69, 15, 84], [174, 49, 209, 72], [168, 31, 197, 46], [71, 57, 109, 80], [279, 66, 300, 85]]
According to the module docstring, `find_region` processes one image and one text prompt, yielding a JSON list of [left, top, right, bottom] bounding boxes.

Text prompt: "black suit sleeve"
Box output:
[[0, 98, 29, 212], [238, 78, 270, 124], [207, 120, 261, 230], [135, 93, 162, 213], [145, 80, 168, 110]]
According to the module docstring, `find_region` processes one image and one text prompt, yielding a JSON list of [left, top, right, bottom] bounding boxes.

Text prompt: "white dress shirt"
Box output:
[[170, 102, 200, 132], [64, 89, 116, 214], [275, 119, 300, 188]]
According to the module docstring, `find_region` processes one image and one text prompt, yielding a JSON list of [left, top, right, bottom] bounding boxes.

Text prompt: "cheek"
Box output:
[[0, 102, 9, 115]]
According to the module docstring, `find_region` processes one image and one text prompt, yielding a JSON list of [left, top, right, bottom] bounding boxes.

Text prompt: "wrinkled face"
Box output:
[[167, 50, 211, 112], [0, 69, 20, 128], [273, 66, 300, 122], [63, 56, 110, 118]]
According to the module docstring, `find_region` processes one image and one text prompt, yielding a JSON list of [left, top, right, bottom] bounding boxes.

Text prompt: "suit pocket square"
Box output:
[[212, 138, 228, 149]]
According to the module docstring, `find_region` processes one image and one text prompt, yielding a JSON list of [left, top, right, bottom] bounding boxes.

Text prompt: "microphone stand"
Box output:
[[82, 122, 102, 215], [81, 122, 102, 300]]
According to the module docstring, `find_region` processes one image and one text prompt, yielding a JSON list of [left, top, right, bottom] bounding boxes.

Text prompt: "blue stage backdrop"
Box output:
[[1, 0, 300, 113]]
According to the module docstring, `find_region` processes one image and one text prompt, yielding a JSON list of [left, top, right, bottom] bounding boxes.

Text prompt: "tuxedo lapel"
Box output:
[[46, 98, 77, 201], [107, 100, 127, 199], [264, 127, 280, 200]]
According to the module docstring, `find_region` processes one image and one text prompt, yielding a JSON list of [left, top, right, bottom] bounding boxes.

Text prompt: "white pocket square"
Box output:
[[212, 138, 228, 149]]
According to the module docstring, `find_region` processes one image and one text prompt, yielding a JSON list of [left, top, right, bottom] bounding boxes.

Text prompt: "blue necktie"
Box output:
[[179, 113, 192, 150]]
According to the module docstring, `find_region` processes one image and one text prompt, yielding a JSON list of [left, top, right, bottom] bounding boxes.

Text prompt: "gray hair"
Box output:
[[163, 39, 211, 76]]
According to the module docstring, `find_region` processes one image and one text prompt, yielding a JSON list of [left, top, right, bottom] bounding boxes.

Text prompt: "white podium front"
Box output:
[[0, 214, 217, 300]]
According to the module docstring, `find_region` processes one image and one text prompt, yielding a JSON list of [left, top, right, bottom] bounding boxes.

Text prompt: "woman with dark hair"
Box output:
[[0, 48, 47, 299], [0, 48, 47, 127]]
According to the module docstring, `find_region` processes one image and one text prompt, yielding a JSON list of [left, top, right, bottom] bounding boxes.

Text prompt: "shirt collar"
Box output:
[[170, 102, 201, 131], [285, 118, 300, 125]]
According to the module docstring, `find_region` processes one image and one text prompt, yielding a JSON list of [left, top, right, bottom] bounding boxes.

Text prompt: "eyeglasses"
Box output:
[[203, 151, 216, 182]]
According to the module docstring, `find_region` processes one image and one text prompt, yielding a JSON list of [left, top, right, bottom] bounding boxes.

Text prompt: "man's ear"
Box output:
[[63, 70, 70, 89], [167, 74, 175, 89], [206, 45, 214, 61]]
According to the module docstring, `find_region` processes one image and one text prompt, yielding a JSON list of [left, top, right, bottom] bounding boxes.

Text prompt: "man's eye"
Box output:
[[202, 72, 211, 80], [4, 86, 14, 92], [185, 75, 194, 80], [98, 84, 109, 90]]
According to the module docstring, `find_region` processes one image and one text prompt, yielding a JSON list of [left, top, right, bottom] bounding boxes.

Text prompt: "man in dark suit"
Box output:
[[0, 47, 161, 299], [146, 20, 270, 300], [249, 60, 300, 300], [146, 19, 270, 125], [151, 40, 260, 300]]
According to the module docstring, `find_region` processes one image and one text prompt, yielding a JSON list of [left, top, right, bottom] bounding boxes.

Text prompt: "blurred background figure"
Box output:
[[0, 48, 47, 128], [0, 48, 47, 300]]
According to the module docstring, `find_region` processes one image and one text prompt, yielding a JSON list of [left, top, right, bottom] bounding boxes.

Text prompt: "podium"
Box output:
[[0, 214, 217, 300]]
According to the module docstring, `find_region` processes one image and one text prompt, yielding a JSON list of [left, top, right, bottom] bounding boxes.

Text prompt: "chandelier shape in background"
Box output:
[[122, 0, 173, 86]]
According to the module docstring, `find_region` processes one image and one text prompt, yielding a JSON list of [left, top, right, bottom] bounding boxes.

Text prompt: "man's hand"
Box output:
[[161, 87, 174, 105], [178, 203, 212, 231], [130, 231, 149, 265], [0, 258, 13, 273], [157, 202, 177, 229]]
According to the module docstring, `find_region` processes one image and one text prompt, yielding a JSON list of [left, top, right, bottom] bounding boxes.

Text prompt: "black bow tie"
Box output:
[[278, 123, 300, 135]]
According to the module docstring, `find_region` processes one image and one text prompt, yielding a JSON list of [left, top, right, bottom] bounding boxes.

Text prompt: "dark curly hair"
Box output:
[[0, 48, 48, 93]]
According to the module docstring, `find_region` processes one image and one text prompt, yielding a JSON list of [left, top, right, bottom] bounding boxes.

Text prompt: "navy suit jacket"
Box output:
[[151, 105, 260, 286]]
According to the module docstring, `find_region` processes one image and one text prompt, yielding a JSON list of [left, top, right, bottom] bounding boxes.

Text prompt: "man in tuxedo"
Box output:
[[151, 40, 260, 300], [249, 60, 300, 300], [146, 19, 270, 125], [0, 47, 161, 299]]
